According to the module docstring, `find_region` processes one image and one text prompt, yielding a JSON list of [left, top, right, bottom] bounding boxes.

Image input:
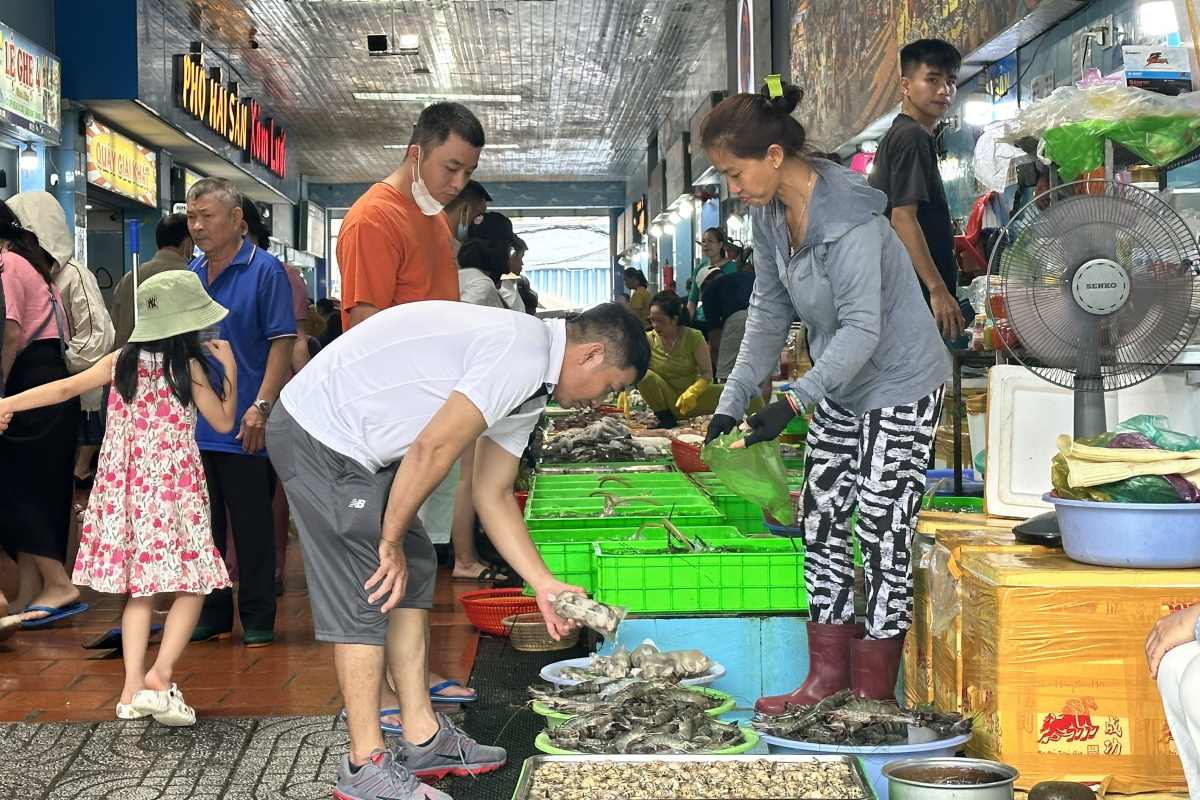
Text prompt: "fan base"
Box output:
[[1013, 510, 1064, 547]]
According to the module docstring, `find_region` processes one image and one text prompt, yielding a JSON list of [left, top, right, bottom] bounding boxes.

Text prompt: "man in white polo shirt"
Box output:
[[267, 300, 649, 800]]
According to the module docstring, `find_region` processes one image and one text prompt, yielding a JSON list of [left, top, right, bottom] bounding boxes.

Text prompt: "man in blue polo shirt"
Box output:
[[185, 177, 296, 647]]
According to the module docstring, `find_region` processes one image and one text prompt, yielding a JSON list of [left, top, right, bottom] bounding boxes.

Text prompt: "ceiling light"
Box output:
[[1139, 1, 1179, 37], [397, 33, 419, 51], [85, 204, 93, 211], [19, 143, 37, 170], [354, 91, 521, 103], [649, 223, 663, 237]]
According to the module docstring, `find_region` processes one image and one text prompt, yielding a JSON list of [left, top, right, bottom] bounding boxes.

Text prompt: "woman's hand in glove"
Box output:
[[705, 414, 739, 444], [744, 396, 800, 446]]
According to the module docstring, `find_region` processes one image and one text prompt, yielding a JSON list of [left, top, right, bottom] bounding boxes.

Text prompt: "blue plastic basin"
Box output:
[[1045, 493, 1200, 568], [761, 732, 973, 800]]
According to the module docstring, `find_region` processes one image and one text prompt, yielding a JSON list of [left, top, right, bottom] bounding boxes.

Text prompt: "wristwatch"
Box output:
[[253, 399, 273, 416]]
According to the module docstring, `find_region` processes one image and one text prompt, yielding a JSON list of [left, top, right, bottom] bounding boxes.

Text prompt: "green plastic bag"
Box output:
[[701, 431, 795, 526], [1042, 115, 1200, 181], [1115, 414, 1200, 452]]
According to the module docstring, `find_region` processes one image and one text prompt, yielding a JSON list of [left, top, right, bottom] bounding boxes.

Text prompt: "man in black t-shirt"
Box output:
[[869, 38, 965, 340]]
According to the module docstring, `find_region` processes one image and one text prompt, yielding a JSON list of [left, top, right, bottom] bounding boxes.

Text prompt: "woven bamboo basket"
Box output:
[[503, 612, 580, 652]]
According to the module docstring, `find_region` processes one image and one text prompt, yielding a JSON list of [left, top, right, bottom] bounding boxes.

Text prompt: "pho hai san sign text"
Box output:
[[174, 47, 287, 179]]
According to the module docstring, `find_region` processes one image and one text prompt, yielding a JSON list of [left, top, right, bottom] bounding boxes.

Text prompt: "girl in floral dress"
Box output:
[[0, 271, 237, 726]]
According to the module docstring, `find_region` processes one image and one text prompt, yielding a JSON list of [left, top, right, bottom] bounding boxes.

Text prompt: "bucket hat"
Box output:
[[128, 271, 228, 343]]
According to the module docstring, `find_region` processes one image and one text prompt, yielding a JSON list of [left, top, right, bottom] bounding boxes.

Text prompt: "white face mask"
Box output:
[[410, 146, 444, 216]]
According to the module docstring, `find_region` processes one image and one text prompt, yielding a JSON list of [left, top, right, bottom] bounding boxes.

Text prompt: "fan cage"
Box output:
[[987, 179, 1200, 391]]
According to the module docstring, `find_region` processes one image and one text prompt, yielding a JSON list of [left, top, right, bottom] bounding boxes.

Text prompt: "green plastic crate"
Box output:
[[525, 496, 723, 531], [533, 474, 692, 489], [527, 523, 745, 592], [532, 484, 709, 500], [536, 459, 674, 473], [921, 495, 985, 513], [593, 536, 807, 613]]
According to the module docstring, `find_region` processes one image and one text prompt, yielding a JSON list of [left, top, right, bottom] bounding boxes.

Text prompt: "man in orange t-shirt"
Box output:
[[337, 102, 484, 330], [322, 102, 501, 794]]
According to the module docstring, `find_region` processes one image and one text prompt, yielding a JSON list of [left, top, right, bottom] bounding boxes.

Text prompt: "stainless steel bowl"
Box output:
[[883, 757, 1019, 800]]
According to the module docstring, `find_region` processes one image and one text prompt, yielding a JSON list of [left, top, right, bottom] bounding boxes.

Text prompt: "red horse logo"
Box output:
[[1039, 698, 1100, 744]]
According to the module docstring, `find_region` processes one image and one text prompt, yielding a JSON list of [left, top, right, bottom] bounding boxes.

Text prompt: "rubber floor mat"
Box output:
[[0, 636, 583, 800], [442, 636, 587, 800]]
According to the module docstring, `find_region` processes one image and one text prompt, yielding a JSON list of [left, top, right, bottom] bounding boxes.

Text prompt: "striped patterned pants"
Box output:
[[800, 387, 943, 640]]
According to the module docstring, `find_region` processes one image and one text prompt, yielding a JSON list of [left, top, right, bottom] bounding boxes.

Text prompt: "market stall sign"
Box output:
[[86, 118, 157, 206], [632, 196, 647, 242], [183, 168, 202, 195], [174, 48, 287, 179], [0, 22, 60, 141]]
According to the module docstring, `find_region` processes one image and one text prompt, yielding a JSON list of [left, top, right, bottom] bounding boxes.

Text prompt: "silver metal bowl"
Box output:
[[883, 757, 1019, 800]]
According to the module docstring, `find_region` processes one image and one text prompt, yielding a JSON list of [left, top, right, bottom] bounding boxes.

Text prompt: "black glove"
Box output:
[[744, 399, 798, 446], [705, 414, 739, 444]]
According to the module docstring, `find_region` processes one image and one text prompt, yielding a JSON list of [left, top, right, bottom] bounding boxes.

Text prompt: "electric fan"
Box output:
[[986, 179, 1200, 541]]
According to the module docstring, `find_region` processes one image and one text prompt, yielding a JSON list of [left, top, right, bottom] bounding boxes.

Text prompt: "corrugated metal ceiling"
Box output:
[[156, 0, 727, 183]]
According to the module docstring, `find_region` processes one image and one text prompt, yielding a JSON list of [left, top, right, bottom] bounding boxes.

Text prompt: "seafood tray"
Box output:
[[511, 754, 873, 800], [528, 524, 744, 592], [592, 536, 808, 613]]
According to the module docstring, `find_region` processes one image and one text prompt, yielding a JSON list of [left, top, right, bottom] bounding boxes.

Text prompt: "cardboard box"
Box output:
[[926, 530, 1051, 714], [959, 551, 1200, 792]]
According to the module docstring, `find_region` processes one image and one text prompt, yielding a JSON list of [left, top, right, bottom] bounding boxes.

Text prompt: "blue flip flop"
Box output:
[[83, 624, 164, 650], [429, 679, 476, 704], [336, 707, 405, 735], [21, 602, 90, 629]]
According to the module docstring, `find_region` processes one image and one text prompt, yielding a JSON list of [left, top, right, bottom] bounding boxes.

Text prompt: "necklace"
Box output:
[[787, 170, 818, 257]]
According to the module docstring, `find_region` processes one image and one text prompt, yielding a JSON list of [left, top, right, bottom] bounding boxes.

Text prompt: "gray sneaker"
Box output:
[[402, 714, 507, 780], [334, 749, 451, 800]]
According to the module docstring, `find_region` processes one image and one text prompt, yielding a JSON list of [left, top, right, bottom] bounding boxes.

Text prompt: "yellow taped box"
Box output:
[[904, 532, 937, 706], [915, 511, 1021, 536], [927, 530, 1052, 715], [959, 551, 1200, 793]]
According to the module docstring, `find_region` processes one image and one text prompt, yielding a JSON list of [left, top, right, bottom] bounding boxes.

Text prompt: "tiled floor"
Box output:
[[0, 541, 481, 723]]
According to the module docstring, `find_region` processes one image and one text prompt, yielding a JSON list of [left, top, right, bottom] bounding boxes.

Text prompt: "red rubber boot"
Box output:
[[849, 635, 905, 701], [755, 622, 865, 715]]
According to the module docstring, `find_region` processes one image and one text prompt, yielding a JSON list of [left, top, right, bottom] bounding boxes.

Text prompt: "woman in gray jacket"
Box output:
[[701, 80, 950, 711]]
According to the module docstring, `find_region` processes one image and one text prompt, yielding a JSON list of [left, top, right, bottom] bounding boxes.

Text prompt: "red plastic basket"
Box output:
[[459, 588, 539, 636], [671, 438, 709, 473]]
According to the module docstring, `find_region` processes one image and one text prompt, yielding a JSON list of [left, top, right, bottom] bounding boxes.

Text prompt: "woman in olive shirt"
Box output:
[[638, 292, 723, 428], [623, 268, 652, 329]]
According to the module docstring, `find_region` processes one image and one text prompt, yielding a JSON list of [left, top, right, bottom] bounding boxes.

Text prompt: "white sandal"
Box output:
[[131, 683, 196, 727], [115, 702, 151, 720]]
